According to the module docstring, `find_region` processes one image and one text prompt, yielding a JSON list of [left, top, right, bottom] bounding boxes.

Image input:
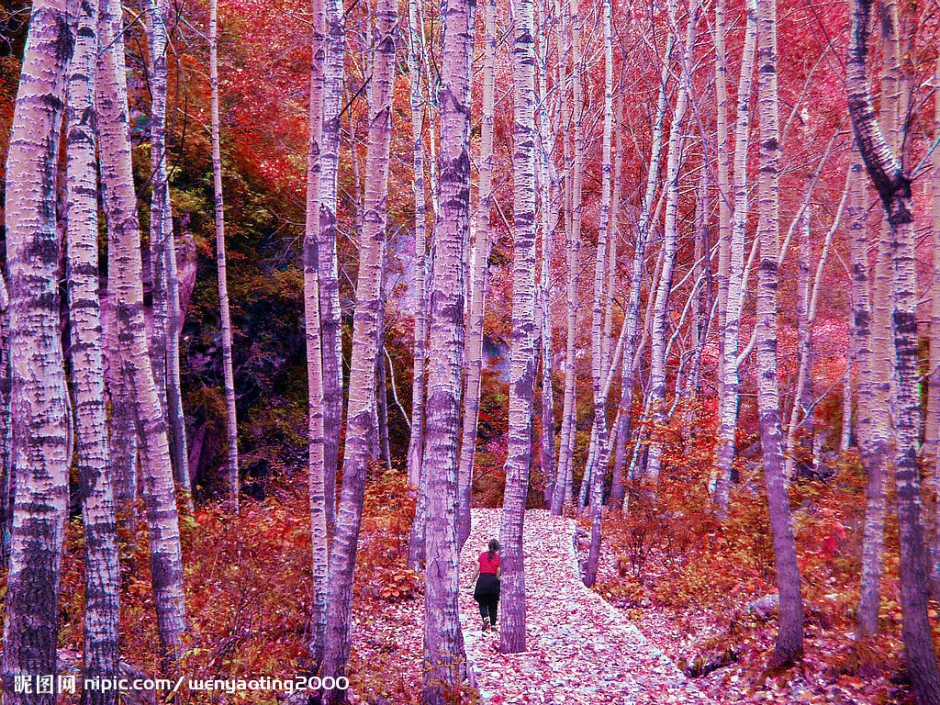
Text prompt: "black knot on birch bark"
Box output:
[[54, 11, 75, 63]]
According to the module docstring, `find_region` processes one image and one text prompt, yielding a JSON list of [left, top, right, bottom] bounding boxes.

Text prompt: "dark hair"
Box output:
[[487, 539, 500, 560]]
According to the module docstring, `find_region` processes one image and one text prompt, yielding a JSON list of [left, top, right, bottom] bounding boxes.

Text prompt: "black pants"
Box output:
[[474, 573, 500, 626]]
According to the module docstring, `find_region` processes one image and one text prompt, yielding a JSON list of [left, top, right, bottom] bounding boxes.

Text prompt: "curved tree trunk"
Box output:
[[0, 3, 71, 701], [847, 0, 940, 699], [321, 4, 397, 700], [97, 0, 188, 665]]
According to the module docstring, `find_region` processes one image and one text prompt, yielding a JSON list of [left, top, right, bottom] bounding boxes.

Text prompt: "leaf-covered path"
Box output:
[[459, 508, 714, 704]]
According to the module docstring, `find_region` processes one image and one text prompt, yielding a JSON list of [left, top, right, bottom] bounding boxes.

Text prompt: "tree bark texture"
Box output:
[[755, 0, 804, 666], [421, 0, 475, 694], [714, 0, 758, 519], [65, 0, 121, 699], [318, 0, 349, 532], [209, 0, 240, 510], [304, 0, 330, 671], [457, 0, 496, 550], [1, 3, 72, 701], [97, 0, 188, 663], [321, 3, 397, 700], [499, 0, 538, 654], [847, 0, 940, 699]]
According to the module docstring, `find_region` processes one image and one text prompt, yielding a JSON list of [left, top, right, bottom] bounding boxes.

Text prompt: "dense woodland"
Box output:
[[0, 0, 938, 701]]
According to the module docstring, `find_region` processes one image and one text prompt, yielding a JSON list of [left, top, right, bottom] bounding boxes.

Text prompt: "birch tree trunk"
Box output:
[[755, 0, 804, 666], [319, 0, 349, 531], [551, 0, 583, 514], [499, 0, 538, 655], [65, 1, 122, 700], [421, 0, 475, 692], [97, 0, 187, 663], [849, 154, 890, 639], [321, 4, 397, 699], [609, 33, 673, 509], [646, 0, 694, 486], [457, 0, 496, 549], [209, 0, 240, 511], [582, 0, 614, 588], [536, 9, 557, 508], [930, 53, 940, 597], [713, 0, 758, 519], [304, 0, 330, 671], [847, 0, 940, 699], [856, 0, 902, 637], [0, 271, 9, 564], [0, 3, 71, 701], [147, 0, 191, 509], [405, 0, 432, 567]]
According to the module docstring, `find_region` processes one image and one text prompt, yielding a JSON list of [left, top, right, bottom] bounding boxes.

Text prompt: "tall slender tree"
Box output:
[[147, 0, 191, 509], [552, 0, 583, 513], [847, 0, 940, 700], [97, 0, 187, 664], [499, 0, 538, 653], [65, 0, 121, 700], [321, 2, 397, 699], [319, 0, 349, 532], [713, 0, 758, 518], [209, 0, 240, 510], [304, 0, 330, 672], [1, 3, 72, 701], [421, 0, 475, 694], [583, 0, 615, 588], [645, 0, 695, 486], [457, 0, 496, 550], [755, 0, 804, 666]]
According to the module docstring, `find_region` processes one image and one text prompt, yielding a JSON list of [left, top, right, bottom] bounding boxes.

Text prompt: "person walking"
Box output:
[[470, 539, 501, 633]]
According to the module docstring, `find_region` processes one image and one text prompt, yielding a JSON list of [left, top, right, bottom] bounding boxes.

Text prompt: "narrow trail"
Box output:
[[459, 508, 714, 705]]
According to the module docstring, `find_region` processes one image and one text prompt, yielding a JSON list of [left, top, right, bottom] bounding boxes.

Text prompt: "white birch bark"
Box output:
[[755, 0, 804, 665], [499, 0, 539, 655], [713, 0, 758, 519], [645, 0, 695, 486], [847, 0, 940, 698], [65, 0, 121, 699], [406, 0, 430, 492], [97, 0, 187, 662], [457, 0, 496, 549], [319, 0, 349, 531], [304, 0, 329, 671], [1, 3, 71, 701], [609, 32, 673, 509], [209, 0, 240, 510], [321, 3, 397, 699], [421, 0, 475, 692]]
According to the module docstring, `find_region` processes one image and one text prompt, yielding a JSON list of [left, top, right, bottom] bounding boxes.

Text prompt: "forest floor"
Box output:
[[459, 508, 714, 705]]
